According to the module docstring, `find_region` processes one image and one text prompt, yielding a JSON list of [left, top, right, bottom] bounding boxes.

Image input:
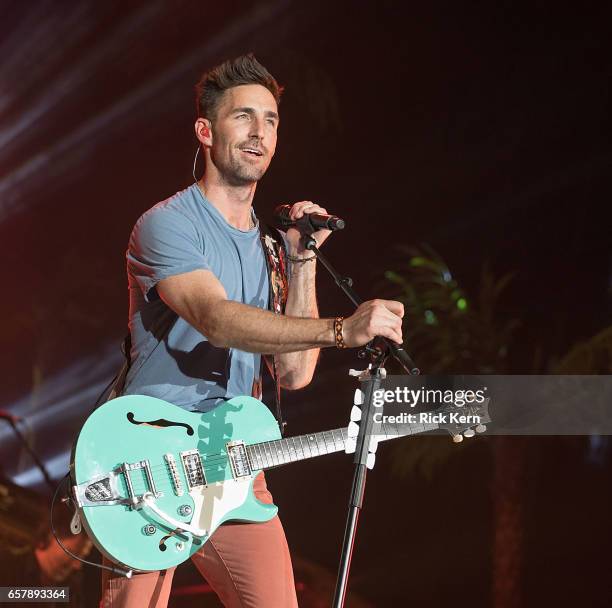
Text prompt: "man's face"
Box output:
[[208, 84, 279, 186]]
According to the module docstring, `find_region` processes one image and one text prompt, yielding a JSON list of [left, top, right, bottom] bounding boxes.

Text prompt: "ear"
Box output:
[[195, 117, 213, 147]]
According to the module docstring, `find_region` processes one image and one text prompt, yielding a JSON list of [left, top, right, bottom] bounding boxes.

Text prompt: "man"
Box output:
[[100, 54, 404, 607]]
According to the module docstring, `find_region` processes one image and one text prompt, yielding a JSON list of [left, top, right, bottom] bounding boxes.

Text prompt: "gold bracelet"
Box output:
[[287, 253, 316, 263], [334, 317, 347, 349]]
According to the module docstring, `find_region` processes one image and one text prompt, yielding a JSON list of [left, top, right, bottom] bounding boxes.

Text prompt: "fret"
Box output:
[[289, 437, 298, 462], [272, 441, 280, 465], [275, 440, 285, 465], [312, 433, 322, 455], [279, 439, 289, 464], [298, 435, 308, 459], [262, 442, 272, 466], [249, 444, 257, 468], [246, 446, 257, 470], [309, 433, 317, 455], [307, 434, 319, 456], [269, 440, 278, 465], [257, 443, 268, 468], [326, 430, 338, 452], [258, 443, 266, 467], [293, 436, 300, 459], [263, 441, 271, 465], [333, 428, 345, 449], [320, 432, 330, 454], [322, 430, 332, 453], [280, 440, 290, 465], [261, 443, 269, 467], [268, 441, 279, 466], [270, 440, 280, 465], [289, 438, 296, 461]]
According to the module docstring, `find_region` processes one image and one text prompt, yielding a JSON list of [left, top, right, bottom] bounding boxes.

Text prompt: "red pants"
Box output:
[[99, 473, 298, 607]]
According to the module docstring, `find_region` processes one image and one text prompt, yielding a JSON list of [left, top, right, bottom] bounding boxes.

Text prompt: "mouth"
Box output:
[[239, 147, 264, 157]]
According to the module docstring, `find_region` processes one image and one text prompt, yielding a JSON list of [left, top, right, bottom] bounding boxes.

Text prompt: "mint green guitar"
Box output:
[[70, 394, 489, 572]]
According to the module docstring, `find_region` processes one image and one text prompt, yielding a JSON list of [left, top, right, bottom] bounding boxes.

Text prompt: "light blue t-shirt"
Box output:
[[124, 183, 269, 412]]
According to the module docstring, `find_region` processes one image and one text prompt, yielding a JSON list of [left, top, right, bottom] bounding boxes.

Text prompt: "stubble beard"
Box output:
[[214, 148, 268, 187]]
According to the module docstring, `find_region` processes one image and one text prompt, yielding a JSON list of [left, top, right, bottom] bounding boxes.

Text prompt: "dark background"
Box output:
[[1, 1, 611, 606]]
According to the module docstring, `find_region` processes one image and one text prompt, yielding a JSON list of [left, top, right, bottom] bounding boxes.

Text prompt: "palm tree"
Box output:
[[385, 245, 524, 608], [385, 245, 612, 608]]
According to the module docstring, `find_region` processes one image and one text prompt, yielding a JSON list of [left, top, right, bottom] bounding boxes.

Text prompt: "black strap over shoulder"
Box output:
[[258, 222, 289, 435], [108, 333, 131, 401]]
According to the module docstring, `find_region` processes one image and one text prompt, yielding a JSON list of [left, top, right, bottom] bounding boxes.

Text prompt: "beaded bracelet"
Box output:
[[334, 317, 347, 349]]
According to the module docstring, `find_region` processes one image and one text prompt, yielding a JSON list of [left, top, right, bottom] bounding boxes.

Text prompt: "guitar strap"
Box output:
[[109, 222, 290, 436], [258, 223, 289, 435], [106, 334, 131, 402]]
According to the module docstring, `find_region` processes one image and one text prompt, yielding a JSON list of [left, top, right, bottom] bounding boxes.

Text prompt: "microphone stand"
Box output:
[[301, 236, 420, 608]]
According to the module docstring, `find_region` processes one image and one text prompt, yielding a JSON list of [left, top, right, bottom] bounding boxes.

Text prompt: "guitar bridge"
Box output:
[[73, 460, 162, 508], [73, 471, 122, 507]]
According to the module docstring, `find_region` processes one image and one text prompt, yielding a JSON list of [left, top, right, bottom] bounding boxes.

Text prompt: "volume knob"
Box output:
[[178, 504, 193, 517]]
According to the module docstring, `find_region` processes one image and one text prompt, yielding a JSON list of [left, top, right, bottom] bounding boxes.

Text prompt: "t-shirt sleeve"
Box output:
[[127, 207, 209, 301]]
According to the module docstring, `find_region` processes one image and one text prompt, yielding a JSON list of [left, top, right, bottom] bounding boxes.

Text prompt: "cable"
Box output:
[[50, 473, 133, 578], [192, 145, 201, 182]]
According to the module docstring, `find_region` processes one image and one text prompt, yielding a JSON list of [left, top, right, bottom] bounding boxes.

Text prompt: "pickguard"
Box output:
[[190, 479, 252, 533]]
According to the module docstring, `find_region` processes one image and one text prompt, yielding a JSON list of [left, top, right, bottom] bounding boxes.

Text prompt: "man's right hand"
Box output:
[[342, 299, 404, 347]]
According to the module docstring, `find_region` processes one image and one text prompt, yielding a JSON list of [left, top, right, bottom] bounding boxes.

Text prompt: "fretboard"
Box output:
[[245, 419, 439, 471]]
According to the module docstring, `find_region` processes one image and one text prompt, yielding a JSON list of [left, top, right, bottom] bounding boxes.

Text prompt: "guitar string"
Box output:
[[98, 418, 475, 501], [116, 408, 477, 484], [101, 424, 438, 497], [125, 414, 445, 478], [124, 422, 433, 481], [135, 430, 350, 473], [128, 419, 435, 480], [109, 420, 445, 493], [113, 434, 351, 492], [122, 427, 401, 495]]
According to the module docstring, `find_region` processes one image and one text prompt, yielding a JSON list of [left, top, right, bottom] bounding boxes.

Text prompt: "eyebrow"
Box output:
[[232, 106, 279, 121]]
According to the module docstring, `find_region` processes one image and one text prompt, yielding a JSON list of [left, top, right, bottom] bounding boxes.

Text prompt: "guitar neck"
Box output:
[[246, 419, 439, 471]]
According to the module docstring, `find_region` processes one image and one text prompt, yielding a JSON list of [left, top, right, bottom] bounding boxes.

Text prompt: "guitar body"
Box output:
[[70, 395, 280, 571]]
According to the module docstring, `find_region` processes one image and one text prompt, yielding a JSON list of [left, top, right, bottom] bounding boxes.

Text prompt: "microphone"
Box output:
[[274, 204, 346, 232]]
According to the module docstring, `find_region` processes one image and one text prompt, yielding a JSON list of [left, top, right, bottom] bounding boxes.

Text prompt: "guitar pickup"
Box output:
[[180, 450, 206, 489], [227, 441, 252, 479]]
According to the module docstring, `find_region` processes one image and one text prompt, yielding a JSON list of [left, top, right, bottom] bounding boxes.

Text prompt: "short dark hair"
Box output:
[[195, 53, 283, 121]]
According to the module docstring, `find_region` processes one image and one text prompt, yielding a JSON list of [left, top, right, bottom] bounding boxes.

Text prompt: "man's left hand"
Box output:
[[284, 201, 332, 256]]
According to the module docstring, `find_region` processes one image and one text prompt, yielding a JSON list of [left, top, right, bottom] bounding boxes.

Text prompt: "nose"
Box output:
[[248, 116, 265, 140]]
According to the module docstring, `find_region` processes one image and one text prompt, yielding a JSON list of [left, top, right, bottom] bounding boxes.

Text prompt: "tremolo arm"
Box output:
[[139, 492, 207, 538]]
